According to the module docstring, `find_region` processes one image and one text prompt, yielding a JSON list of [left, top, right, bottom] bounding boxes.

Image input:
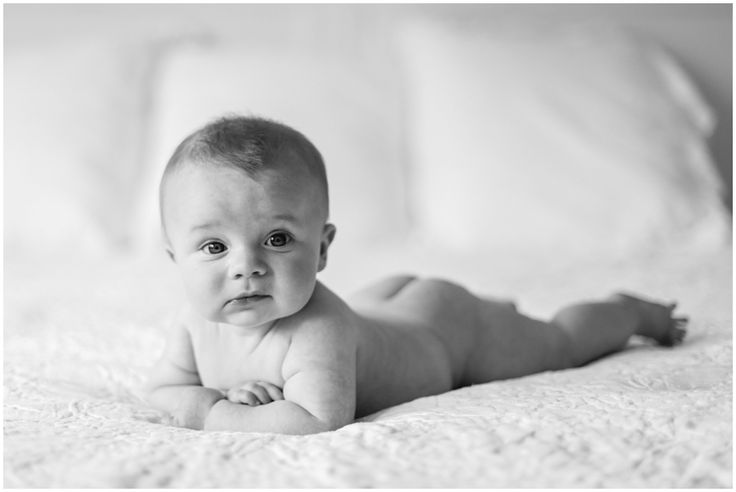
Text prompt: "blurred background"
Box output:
[[4, 4, 732, 292]]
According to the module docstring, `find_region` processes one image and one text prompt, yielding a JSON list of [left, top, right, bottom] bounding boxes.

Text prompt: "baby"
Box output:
[[143, 115, 688, 435]]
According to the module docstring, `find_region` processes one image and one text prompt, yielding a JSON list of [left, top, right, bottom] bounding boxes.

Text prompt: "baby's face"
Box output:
[[162, 160, 334, 331]]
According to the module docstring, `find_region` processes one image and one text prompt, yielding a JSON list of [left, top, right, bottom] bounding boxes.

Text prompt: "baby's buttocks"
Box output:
[[368, 278, 482, 338], [353, 277, 479, 324], [188, 321, 291, 392], [354, 277, 486, 391]]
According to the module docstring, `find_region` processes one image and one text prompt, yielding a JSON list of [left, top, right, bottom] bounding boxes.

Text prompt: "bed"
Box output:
[[4, 245, 732, 487], [4, 7, 732, 488]]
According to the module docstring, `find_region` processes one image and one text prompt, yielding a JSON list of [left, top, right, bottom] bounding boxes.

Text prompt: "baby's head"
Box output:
[[160, 115, 336, 329]]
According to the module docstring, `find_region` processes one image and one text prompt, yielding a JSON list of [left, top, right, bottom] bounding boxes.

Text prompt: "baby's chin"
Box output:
[[202, 297, 310, 329]]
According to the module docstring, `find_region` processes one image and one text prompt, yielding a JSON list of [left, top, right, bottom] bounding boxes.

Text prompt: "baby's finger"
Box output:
[[246, 384, 273, 404], [227, 388, 260, 406], [260, 382, 284, 401]]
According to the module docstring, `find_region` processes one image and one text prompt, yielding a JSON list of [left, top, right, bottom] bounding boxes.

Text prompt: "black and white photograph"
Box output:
[[4, 3, 732, 488]]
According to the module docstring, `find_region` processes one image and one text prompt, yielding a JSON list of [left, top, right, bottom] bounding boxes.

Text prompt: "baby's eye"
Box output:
[[202, 241, 227, 255], [265, 232, 292, 248]]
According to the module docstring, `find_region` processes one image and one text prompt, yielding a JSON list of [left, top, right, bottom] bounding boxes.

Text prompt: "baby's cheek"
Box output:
[[182, 267, 222, 320], [282, 258, 318, 309]]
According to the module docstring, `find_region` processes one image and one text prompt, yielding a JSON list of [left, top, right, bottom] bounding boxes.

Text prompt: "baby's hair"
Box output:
[[160, 115, 329, 224]]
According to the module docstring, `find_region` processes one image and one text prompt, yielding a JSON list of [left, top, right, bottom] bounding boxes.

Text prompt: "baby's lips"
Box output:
[[223, 293, 271, 308]]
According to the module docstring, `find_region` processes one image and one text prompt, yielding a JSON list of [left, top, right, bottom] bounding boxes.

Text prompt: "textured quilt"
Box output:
[[4, 246, 732, 487]]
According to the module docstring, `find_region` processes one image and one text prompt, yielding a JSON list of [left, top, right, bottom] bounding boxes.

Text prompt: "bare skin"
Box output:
[[146, 275, 687, 430], [350, 277, 686, 416], [144, 157, 687, 435]]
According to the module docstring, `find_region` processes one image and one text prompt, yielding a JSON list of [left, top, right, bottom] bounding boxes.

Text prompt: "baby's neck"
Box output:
[[215, 318, 279, 341]]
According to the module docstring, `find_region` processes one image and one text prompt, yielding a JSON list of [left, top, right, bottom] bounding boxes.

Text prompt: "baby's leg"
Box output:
[[464, 292, 687, 384], [550, 292, 687, 367]]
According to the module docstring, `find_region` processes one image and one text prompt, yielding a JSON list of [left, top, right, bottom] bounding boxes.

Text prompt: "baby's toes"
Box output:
[[662, 318, 688, 347], [669, 327, 687, 346], [668, 302, 678, 315]]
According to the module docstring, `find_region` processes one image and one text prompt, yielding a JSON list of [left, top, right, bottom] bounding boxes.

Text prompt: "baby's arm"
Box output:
[[204, 318, 356, 434], [143, 311, 223, 429]]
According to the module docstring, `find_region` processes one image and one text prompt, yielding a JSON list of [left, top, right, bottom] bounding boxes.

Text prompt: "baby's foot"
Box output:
[[608, 292, 688, 347]]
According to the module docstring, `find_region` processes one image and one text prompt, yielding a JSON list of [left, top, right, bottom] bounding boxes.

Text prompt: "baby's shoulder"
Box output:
[[280, 282, 359, 378], [282, 282, 358, 342], [306, 281, 353, 316]]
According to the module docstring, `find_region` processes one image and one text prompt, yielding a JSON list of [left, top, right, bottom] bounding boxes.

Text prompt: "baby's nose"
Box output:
[[229, 249, 267, 279]]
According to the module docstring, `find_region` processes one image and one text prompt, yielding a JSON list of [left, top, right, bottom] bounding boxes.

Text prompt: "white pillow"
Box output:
[[4, 41, 151, 259], [134, 44, 406, 255], [398, 21, 729, 260]]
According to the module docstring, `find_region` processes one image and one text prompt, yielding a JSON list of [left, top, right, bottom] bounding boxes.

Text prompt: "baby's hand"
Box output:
[[225, 381, 284, 406]]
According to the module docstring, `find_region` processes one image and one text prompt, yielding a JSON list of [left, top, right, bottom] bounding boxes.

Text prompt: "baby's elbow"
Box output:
[[309, 408, 354, 434], [295, 417, 343, 435], [289, 405, 352, 435], [315, 415, 348, 433]]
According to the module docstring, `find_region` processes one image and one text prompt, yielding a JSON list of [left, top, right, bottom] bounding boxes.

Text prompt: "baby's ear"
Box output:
[[317, 223, 337, 272]]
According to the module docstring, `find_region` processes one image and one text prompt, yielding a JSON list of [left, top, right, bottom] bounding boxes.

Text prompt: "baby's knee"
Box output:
[[551, 303, 596, 329], [546, 321, 577, 369]]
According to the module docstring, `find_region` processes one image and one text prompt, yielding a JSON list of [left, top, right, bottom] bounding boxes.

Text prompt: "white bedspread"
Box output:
[[4, 245, 732, 487]]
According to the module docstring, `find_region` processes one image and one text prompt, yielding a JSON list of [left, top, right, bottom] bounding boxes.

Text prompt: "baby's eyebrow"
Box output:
[[272, 213, 298, 222], [188, 215, 297, 234], [188, 222, 222, 233]]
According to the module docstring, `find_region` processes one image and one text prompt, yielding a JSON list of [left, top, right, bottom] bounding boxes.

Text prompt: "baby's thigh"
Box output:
[[391, 280, 570, 384], [465, 304, 570, 383]]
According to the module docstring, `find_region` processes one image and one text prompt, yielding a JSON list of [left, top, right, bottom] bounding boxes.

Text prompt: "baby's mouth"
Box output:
[[224, 294, 270, 307]]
